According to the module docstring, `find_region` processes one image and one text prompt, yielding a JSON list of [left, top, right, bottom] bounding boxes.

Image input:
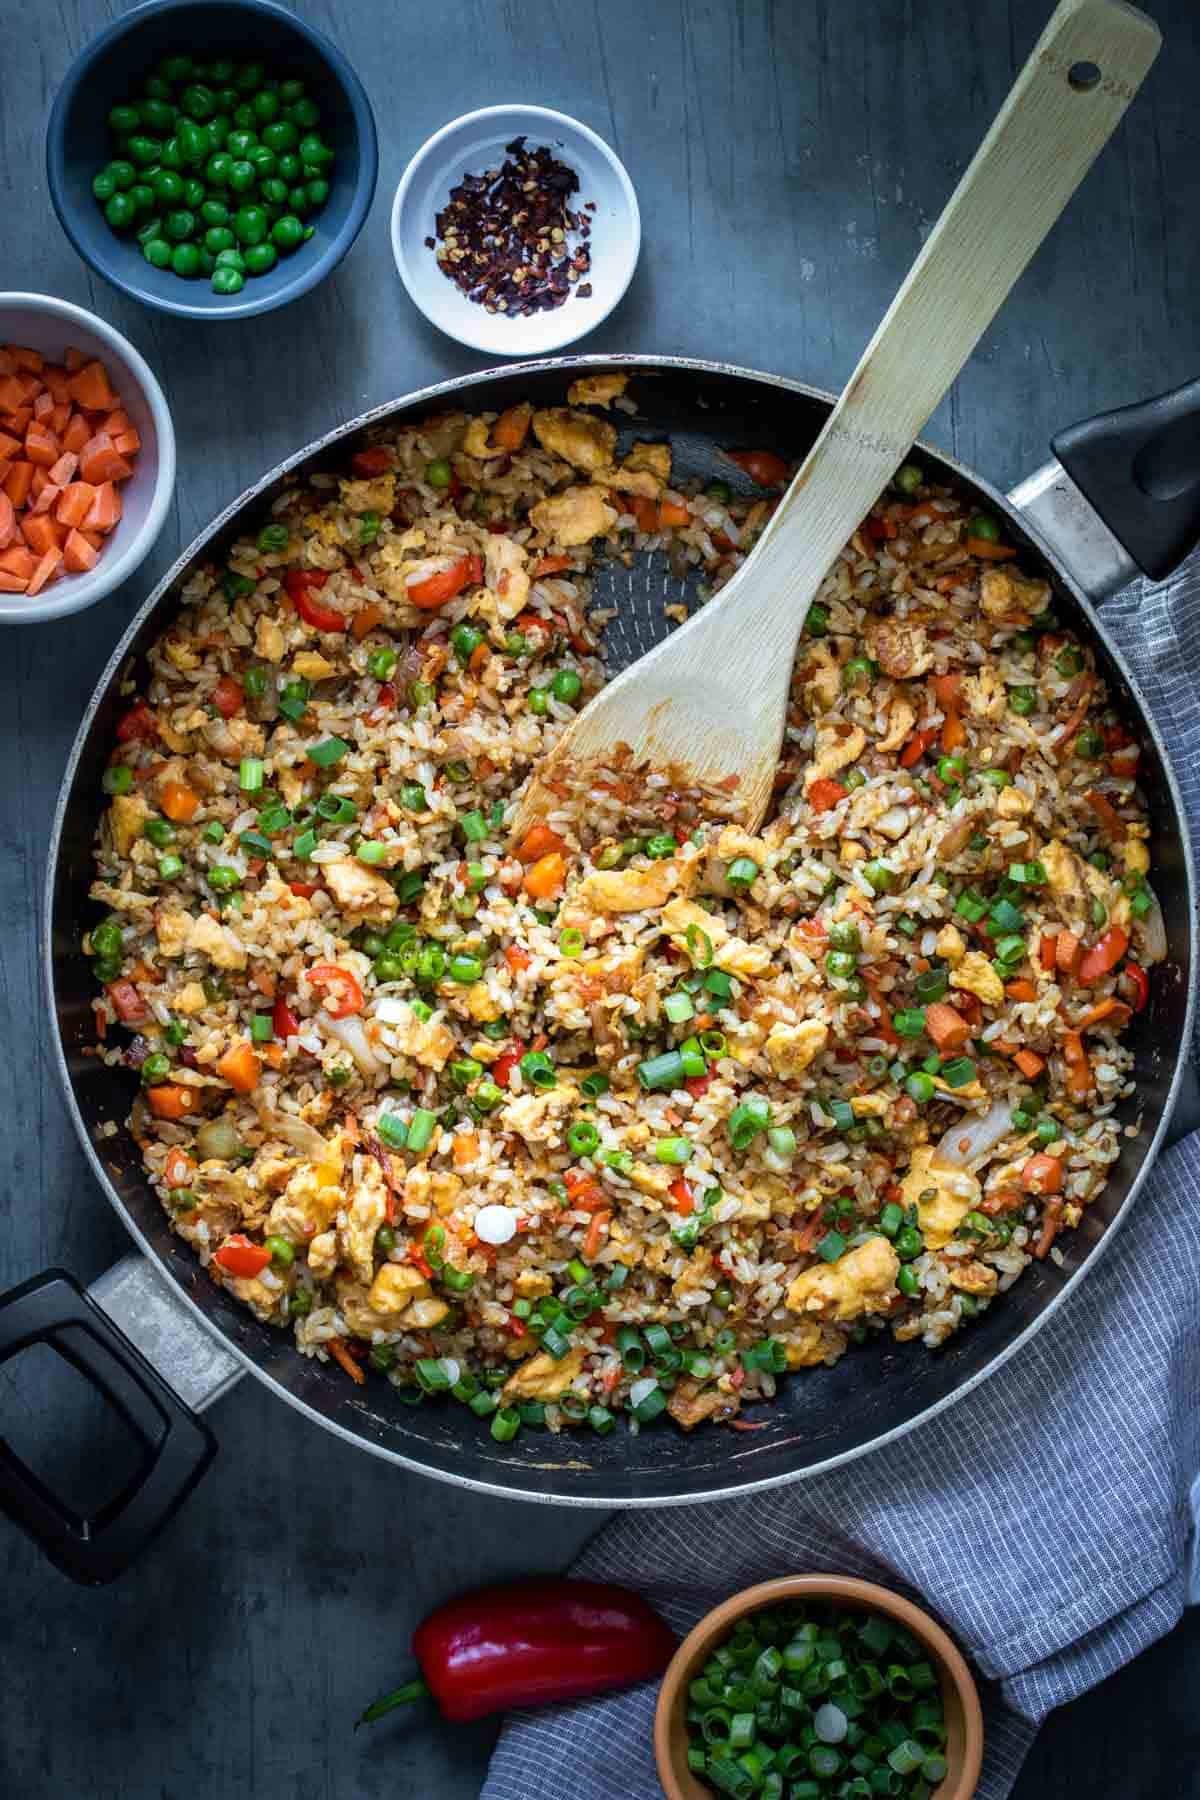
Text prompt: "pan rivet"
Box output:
[[1068, 61, 1102, 91]]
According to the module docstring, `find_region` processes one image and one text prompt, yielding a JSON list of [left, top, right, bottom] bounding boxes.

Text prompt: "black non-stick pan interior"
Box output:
[[47, 360, 1193, 1505]]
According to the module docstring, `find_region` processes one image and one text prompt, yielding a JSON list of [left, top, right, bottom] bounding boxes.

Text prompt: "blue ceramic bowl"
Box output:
[[46, 0, 378, 321]]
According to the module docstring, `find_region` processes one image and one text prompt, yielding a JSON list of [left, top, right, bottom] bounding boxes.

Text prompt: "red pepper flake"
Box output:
[[428, 137, 595, 318]]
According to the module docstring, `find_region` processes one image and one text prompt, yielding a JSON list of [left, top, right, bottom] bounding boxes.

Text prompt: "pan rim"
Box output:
[[43, 352, 1198, 1507]]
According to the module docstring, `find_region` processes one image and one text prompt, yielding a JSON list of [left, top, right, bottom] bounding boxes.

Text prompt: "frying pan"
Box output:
[[4, 354, 1200, 1584]]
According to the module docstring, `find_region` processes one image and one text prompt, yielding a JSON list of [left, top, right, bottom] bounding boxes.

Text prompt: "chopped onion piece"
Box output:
[[935, 1099, 1015, 1168], [322, 1010, 382, 1075], [1140, 886, 1167, 964], [629, 1376, 659, 1408]]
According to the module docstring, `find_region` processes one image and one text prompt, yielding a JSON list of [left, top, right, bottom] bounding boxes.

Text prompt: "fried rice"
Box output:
[[85, 374, 1164, 1440]]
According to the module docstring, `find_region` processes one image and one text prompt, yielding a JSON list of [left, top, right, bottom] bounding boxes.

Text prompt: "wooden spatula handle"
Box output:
[[751, 0, 1161, 651]]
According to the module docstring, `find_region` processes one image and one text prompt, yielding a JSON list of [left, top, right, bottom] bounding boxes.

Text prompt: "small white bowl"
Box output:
[[391, 105, 640, 357], [0, 293, 175, 624]]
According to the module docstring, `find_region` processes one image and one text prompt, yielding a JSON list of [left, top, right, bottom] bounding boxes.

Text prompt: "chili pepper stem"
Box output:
[[355, 1676, 432, 1728]]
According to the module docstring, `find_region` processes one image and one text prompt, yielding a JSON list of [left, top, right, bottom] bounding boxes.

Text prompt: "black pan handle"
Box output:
[[0, 1269, 216, 1585], [1053, 374, 1200, 582]]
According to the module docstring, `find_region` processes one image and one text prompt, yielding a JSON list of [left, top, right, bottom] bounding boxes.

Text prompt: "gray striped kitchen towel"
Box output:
[[484, 549, 1200, 1800]]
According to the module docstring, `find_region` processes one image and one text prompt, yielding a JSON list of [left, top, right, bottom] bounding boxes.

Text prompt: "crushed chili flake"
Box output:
[[429, 136, 594, 317]]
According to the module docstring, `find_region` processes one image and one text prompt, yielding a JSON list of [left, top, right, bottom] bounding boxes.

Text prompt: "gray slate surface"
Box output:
[[1, 1, 1198, 1795]]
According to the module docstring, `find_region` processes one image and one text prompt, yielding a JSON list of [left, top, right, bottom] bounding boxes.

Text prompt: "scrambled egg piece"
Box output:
[[785, 1321, 833, 1368], [502, 1346, 587, 1401], [266, 1143, 345, 1242], [462, 418, 507, 459], [255, 614, 286, 662], [898, 1145, 981, 1250], [338, 1158, 388, 1286], [500, 1084, 578, 1145], [402, 1165, 463, 1215], [306, 1230, 338, 1279], [1041, 839, 1086, 906], [629, 1161, 674, 1199], [323, 855, 399, 927], [531, 407, 617, 473], [851, 1090, 889, 1118], [949, 1260, 998, 1296], [109, 792, 150, 856], [483, 533, 530, 618], [802, 642, 842, 714], [980, 567, 1050, 620], [806, 724, 867, 788], [339, 473, 396, 515], [528, 485, 618, 547], [203, 714, 265, 762], [786, 1236, 899, 1320], [173, 981, 209, 1016], [951, 950, 1005, 1006], [292, 650, 337, 682], [877, 692, 916, 754], [996, 784, 1032, 819], [1124, 835, 1149, 877], [867, 618, 933, 679], [154, 905, 192, 959], [368, 1263, 429, 1311], [607, 441, 672, 498], [964, 666, 1006, 720], [765, 1019, 828, 1078], [935, 922, 966, 964], [660, 896, 768, 978], [578, 863, 679, 913], [567, 373, 628, 408], [386, 1001, 456, 1072], [187, 912, 247, 971]]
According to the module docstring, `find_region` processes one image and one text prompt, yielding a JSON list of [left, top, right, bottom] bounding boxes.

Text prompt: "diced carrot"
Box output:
[[113, 429, 141, 457], [29, 467, 47, 500], [79, 431, 132, 486], [328, 1338, 366, 1384], [10, 346, 44, 374], [924, 1001, 972, 1052], [808, 777, 848, 812], [0, 376, 27, 412], [468, 640, 488, 675], [350, 602, 383, 640], [1005, 980, 1038, 1003], [159, 779, 200, 822], [1055, 932, 1081, 976], [523, 851, 567, 899], [532, 554, 574, 577], [1022, 1152, 1065, 1195], [452, 1132, 480, 1170], [63, 529, 100, 573], [1077, 995, 1131, 1031], [62, 412, 91, 454], [930, 673, 962, 709], [24, 423, 60, 468], [33, 390, 54, 421], [504, 945, 532, 973], [47, 403, 69, 436], [0, 431, 19, 463], [515, 822, 568, 863], [40, 364, 71, 403], [1012, 1047, 1045, 1078], [0, 571, 28, 593], [0, 544, 35, 580], [25, 548, 63, 595], [56, 481, 96, 528], [0, 491, 12, 550], [493, 402, 532, 451], [582, 1209, 612, 1261], [967, 537, 1018, 560], [163, 1148, 196, 1189], [104, 408, 133, 436], [1085, 788, 1124, 839], [2, 461, 34, 508], [30, 483, 63, 516], [64, 347, 88, 373], [215, 1041, 261, 1095], [78, 528, 104, 551], [66, 360, 119, 412], [941, 709, 966, 751], [260, 1041, 286, 1069], [899, 726, 939, 768], [20, 512, 64, 557], [1061, 1030, 1093, 1096], [83, 481, 122, 534], [47, 452, 78, 487], [657, 498, 692, 528]]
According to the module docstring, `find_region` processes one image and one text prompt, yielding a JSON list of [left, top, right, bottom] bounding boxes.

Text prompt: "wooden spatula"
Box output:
[[513, 0, 1159, 842]]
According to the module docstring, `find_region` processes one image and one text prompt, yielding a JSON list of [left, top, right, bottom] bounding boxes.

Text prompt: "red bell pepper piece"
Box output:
[[407, 554, 482, 611], [115, 699, 157, 742], [492, 1041, 524, 1088], [307, 963, 364, 1017], [351, 446, 394, 476], [211, 674, 244, 719], [1121, 960, 1150, 1013], [725, 448, 790, 486], [286, 568, 346, 632], [213, 1234, 272, 1279], [107, 979, 149, 1025], [272, 994, 300, 1039], [358, 1579, 677, 1726]]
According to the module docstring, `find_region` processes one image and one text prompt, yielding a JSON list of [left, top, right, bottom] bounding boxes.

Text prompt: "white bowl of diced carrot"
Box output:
[[0, 292, 175, 622]]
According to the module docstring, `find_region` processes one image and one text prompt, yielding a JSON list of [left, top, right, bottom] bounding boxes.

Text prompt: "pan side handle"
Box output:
[[0, 1259, 241, 1584]]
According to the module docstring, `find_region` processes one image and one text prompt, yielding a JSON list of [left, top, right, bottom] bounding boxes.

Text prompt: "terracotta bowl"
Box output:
[[654, 1575, 984, 1800]]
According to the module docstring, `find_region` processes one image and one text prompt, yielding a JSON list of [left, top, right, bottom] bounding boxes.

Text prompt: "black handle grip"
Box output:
[[1053, 375, 1200, 582], [0, 1269, 216, 1585]]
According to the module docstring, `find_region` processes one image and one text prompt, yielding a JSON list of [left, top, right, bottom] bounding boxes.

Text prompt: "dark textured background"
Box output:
[[2, 1, 1199, 1794]]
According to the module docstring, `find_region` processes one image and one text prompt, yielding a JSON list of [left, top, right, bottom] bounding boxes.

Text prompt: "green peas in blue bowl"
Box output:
[[47, 0, 378, 321]]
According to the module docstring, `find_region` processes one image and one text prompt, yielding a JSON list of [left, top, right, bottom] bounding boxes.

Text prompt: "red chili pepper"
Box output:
[[358, 1580, 676, 1726], [115, 700, 158, 742], [308, 963, 365, 1017], [492, 1041, 525, 1088], [272, 994, 300, 1039], [213, 1235, 272, 1279], [286, 568, 346, 633], [1121, 960, 1150, 1013], [211, 674, 244, 719], [107, 979, 149, 1025]]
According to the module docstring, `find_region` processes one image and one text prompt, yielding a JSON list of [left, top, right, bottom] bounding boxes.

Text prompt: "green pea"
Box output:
[[140, 98, 176, 136], [279, 78, 306, 103], [200, 197, 230, 226], [261, 177, 289, 207], [968, 512, 1001, 542], [143, 75, 172, 101], [109, 159, 136, 189], [108, 103, 141, 134], [164, 208, 196, 241], [104, 191, 138, 230], [204, 225, 235, 253], [177, 119, 210, 165], [252, 89, 280, 123], [244, 242, 277, 275], [528, 687, 550, 716], [228, 159, 256, 193], [248, 143, 277, 176], [552, 669, 582, 703], [262, 120, 299, 153], [425, 457, 453, 488], [287, 186, 312, 217], [299, 133, 333, 168], [130, 183, 155, 213], [93, 169, 117, 202], [160, 55, 194, 83], [143, 238, 172, 269], [215, 247, 246, 271], [160, 136, 184, 170], [306, 177, 330, 207], [127, 134, 161, 165], [171, 242, 202, 278], [183, 176, 205, 208], [205, 152, 233, 187], [234, 60, 265, 91], [212, 265, 245, 295], [226, 128, 257, 158], [136, 216, 165, 245], [180, 83, 216, 121], [153, 168, 185, 203], [231, 104, 256, 130], [271, 213, 305, 251], [207, 112, 232, 147], [199, 248, 217, 275], [233, 205, 268, 244], [207, 59, 235, 84], [277, 152, 301, 182]]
